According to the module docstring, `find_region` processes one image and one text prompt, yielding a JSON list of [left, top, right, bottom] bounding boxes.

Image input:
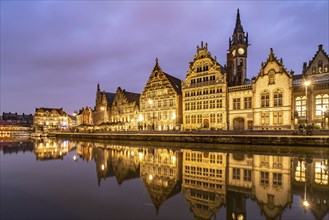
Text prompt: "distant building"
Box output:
[[33, 107, 73, 131], [93, 83, 115, 125], [76, 106, 93, 126], [1, 112, 33, 126]]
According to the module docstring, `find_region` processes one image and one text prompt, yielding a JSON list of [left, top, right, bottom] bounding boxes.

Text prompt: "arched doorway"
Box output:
[[233, 118, 245, 130]]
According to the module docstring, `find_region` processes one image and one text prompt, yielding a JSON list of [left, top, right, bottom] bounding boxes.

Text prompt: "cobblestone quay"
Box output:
[[51, 130, 329, 147]]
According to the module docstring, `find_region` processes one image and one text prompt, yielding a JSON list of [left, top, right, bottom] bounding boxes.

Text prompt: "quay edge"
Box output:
[[50, 132, 329, 147]]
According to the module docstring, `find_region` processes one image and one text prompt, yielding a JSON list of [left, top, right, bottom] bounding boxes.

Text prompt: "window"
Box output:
[[318, 61, 323, 73], [295, 161, 305, 182], [203, 100, 208, 109], [261, 91, 270, 107], [169, 99, 173, 107], [274, 90, 283, 107], [191, 102, 196, 110], [185, 115, 190, 124], [295, 96, 306, 117], [315, 160, 328, 185], [261, 112, 270, 125], [260, 155, 270, 167], [244, 97, 252, 109], [273, 156, 282, 168], [273, 173, 282, 187], [233, 168, 241, 180], [217, 113, 223, 123], [217, 99, 223, 108], [197, 101, 202, 110], [315, 94, 329, 116], [273, 112, 283, 125], [163, 100, 167, 107], [312, 67, 316, 74], [185, 102, 190, 111], [325, 64, 329, 73], [260, 171, 269, 186], [191, 115, 196, 124], [269, 70, 275, 84], [244, 169, 252, 182], [233, 98, 241, 110], [209, 100, 215, 108], [197, 114, 202, 123], [210, 114, 215, 123]]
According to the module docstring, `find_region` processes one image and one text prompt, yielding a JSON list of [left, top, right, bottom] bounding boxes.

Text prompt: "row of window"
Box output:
[[296, 94, 329, 117], [185, 99, 223, 110], [190, 75, 216, 84], [185, 113, 224, 124], [311, 62, 329, 74], [184, 178, 223, 190], [260, 172, 283, 187], [232, 168, 252, 182], [196, 66, 209, 73], [185, 166, 224, 178], [261, 91, 283, 107], [260, 112, 283, 125], [185, 152, 224, 164], [233, 97, 252, 110], [142, 99, 174, 109], [185, 87, 223, 97]]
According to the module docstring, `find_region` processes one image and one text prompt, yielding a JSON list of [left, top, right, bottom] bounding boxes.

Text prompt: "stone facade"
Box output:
[[33, 107, 72, 131], [139, 58, 182, 131], [93, 83, 115, 125], [182, 42, 227, 131], [110, 87, 140, 131], [76, 106, 93, 126]]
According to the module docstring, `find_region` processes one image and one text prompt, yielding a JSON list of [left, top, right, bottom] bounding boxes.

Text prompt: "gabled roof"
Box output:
[[303, 44, 329, 74], [164, 73, 182, 95], [35, 107, 66, 116], [123, 90, 140, 105], [104, 92, 115, 106]]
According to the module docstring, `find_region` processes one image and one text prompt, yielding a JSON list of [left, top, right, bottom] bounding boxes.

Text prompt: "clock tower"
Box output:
[[227, 9, 249, 86]]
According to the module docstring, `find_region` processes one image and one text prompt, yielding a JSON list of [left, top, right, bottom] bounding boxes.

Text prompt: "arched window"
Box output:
[[269, 70, 275, 84], [261, 91, 270, 107], [273, 90, 283, 107], [318, 60, 323, 73], [315, 94, 329, 116], [295, 96, 306, 117]]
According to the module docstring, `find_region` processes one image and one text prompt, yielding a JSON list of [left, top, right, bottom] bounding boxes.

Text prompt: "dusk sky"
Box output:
[[1, 1, 328, 115]]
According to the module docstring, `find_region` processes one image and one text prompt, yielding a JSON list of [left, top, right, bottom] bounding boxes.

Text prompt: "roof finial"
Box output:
[[155, 57, 158, 65], [269, 48, 275, 61]]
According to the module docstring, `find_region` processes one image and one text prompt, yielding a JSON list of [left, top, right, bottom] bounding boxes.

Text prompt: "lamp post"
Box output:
[[148, 100, 155, 130], [304, 80, 311, 125]]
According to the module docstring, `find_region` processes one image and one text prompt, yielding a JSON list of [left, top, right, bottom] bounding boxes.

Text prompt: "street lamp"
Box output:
[[148, 100, 155, 130], [304, 80, 311, 125]]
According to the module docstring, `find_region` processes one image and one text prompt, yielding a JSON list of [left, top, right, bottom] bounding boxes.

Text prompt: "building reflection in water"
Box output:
[[33, 138, 75, 160], [17, 139, 328, 220]]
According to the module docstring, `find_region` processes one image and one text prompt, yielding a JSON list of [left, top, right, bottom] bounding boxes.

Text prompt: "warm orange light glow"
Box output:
[[304, 80, 311, 87], [303, 200, 310, 207]]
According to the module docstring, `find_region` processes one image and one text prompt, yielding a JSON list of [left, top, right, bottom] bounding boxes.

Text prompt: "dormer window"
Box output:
[[268, 70, 275, 84], [318, 60, 323, 73]]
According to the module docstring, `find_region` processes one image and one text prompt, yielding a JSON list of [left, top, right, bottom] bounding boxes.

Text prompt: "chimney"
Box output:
[[318, 44, 323, 50]]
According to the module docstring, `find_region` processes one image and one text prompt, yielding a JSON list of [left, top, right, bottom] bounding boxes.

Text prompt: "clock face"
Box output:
[[238, 48, 245, 55], [232, 49, 236, 57]]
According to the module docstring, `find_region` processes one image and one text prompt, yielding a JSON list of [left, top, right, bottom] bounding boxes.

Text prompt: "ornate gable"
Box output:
[[303, 44, 329, 76]]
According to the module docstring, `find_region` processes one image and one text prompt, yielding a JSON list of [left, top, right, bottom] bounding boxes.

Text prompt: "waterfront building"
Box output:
[[139, 58, 182, 131], [181, 150, 227, 219], [76, 106, 93, 126], [182, 42, 227, 130], [251, 49, 294, 130], [93, 83, 115, 125], [110, 87, 140, 131], [1, 112, 33, 126], [33, 107, 73, 131], [293, 44, 329, 129]]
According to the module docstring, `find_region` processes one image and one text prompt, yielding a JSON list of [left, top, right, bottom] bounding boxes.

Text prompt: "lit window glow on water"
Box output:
[[1, 138, 328, 220]]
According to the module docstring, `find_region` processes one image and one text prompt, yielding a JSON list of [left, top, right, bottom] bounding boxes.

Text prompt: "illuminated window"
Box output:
[[296, 96, 306, 117], [209, 100, 215, 108], [261, 155, 270, 167], [312, 67, 316, 74], [318, 60, 323, 73], [191, 102, 196, 110], [197, 101, 202, 110], [273, 156, 283, 168], [191, 115, 196, 124], [261, 91, 270, 107], [169, 99, 173, 107], [274, 90, 283, 107], [217, 99, 223, 108], [185, 102, 190, 110], [197, 114, 202, 123], [295, 161, 306, 182], [325, 64, 329, 73], [185, 115, 190, 124], [315, 160, 328, 185], [203, 100, 209, 109], [315, 94, 329, 116]]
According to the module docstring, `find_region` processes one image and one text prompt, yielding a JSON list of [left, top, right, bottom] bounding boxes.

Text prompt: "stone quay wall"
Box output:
[[51, 132, 329, 147]]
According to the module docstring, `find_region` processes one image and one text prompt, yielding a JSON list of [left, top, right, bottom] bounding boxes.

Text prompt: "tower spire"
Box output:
[[234, 8, 244, 34]]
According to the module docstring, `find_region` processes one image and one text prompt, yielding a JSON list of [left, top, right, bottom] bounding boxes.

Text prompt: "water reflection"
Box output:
[[1, 139, 328, 220]]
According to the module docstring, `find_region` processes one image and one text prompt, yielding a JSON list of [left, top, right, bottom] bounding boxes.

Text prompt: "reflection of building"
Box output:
[[253, 155, 292, 220], [139, 148, 182, 214], [93, 147, 113, 186], [33, 139, 71, 160], [110, 87, 140, 131], [93, 83, 115, 125], [139, 58, 182, 131], [293, 45, 329, 128], [2, 141, 34, 154], [182, 150, 227, 219], [33, 107, 73, 131], [76, 141, 94, 161], [182, 42, 227, 131], [226, 153, 253, 220], [292, 157, 329, 220]]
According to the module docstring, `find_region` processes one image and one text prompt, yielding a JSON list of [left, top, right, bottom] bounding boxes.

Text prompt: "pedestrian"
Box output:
[[298, 123, 304, 134]]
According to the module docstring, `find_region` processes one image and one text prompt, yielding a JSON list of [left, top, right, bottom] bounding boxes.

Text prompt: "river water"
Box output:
[[1, 138, 328, 220]]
